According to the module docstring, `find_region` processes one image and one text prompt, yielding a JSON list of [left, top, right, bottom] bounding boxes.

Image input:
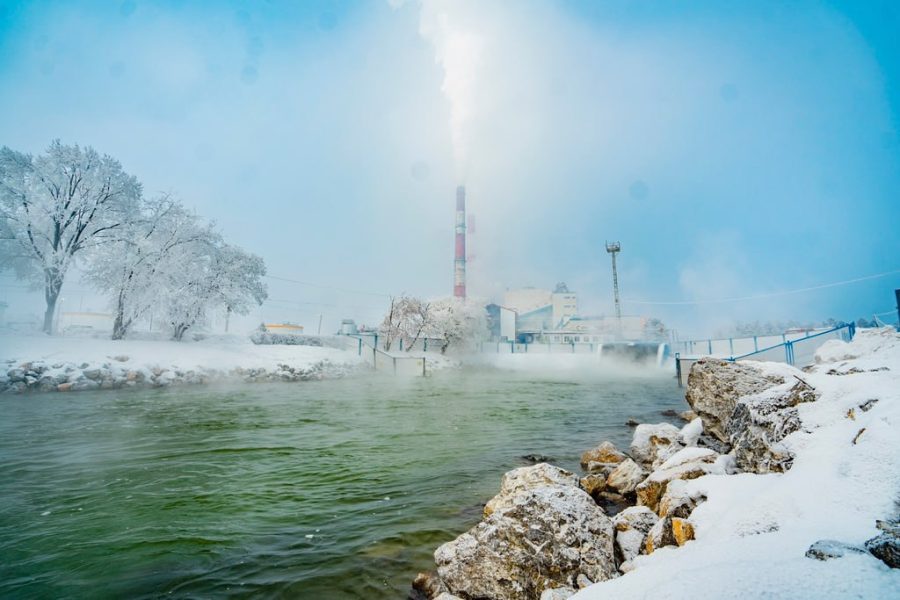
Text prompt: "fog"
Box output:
[[1, 0, 898, 336]]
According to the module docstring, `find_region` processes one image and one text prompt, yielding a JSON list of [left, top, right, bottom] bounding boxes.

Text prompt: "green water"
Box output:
[[0, 368, 686, 599]]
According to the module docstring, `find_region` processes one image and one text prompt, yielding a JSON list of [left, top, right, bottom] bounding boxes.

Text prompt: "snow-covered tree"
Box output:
[[162, 239, 267, 341], [0, 141, 141, 333], [379, 295, 430, 351], [426, 297, 488, 354], [85, 195, 213, 339]]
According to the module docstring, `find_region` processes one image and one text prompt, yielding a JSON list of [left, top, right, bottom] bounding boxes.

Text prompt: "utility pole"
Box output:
[[606, 241, 622, 335], [317, 313, 323, 336]]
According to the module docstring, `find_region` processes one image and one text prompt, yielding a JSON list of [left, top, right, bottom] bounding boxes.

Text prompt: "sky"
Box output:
[[0, 0, 898, 337]]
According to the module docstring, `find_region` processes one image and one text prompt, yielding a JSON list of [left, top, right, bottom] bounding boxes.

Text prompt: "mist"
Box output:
[[1, 0, 898, 336]]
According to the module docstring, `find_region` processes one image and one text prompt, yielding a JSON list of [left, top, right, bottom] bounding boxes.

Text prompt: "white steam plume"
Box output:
[[393, 1, 483, 176]]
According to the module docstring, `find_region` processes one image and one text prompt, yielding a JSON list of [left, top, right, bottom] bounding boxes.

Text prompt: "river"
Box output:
[[0, 367, 687, 599]]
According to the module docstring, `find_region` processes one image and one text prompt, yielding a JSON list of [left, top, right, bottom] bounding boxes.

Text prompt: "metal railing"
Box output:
[[675, 323, 855, 386], [347, 335, 427, 376], [724, 323, 855, 366]]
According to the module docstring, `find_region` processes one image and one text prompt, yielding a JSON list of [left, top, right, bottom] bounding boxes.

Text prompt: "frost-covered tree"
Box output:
[[379, 295, 432, 351], [0, 141, 141, 333], [162, 239, 267, 341], [426, 297, 488, 354], [85, 195, 213, 339]]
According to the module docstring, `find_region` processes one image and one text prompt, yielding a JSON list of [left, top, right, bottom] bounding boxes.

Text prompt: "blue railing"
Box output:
[[725, 323, 855, 366]]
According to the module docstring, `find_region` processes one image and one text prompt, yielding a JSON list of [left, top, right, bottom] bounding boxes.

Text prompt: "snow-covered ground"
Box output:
[[0, 333, 365, 392], [574, 328, 900, 598]]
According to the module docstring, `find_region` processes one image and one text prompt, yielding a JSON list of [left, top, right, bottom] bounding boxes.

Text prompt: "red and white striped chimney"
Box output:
[[454, 185, 467, 298]]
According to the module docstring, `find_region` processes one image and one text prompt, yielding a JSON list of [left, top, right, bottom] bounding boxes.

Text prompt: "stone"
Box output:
[[630, 423, 682, 469], [435, 484, 617, 599], [644, 517, 677, 554], [805, 540, 867, 561], [671, 518, 694, 546], [7, 368, 25, 383], [580, 441, 627, 469], [679, 410, 698, 422], [636, 451, 723, 513], [657, 479, 705, 518], [410, 571, 447, 599], [865, 520, 900, 568], [56, 382, 73, 392], [483, 463, 579, 517], [606, 459, 647, 495], [433, 594, 464, 600], [685, 358, 785, 443], [613, 506, 658, 565], [576, 573, 593, 589], [584, 461, 620, 476], [727, 380, 819, 474], [580, 473, 606, 498], [540, 588, 577, 600], [678, 418, 704, 446]]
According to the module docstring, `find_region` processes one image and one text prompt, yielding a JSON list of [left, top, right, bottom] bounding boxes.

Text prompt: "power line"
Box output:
[[264, 274, 390, 298], [624, 268, 900, 306]]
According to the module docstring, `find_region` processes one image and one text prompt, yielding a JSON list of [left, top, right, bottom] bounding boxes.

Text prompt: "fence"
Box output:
[[345, 335, 427, 377], [675, 323, 855, 386]]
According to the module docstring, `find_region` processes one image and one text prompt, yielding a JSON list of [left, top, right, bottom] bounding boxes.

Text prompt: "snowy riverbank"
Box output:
[[0, 333, 366, 393], [412, 328, 900, 599]]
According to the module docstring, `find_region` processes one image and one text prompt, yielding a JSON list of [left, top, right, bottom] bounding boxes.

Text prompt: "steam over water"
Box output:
[[0, 370, 686, 598]]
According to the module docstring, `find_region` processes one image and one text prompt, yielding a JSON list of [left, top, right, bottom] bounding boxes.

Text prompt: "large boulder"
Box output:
[[612, 506, 658, 567], [630, 423, 682, 469], [685, 358, 785, 443], [435, 484, 618, 599], [605, 459, 647, 495], [727, 380, 818, 474], [484, 463, 579, 517]]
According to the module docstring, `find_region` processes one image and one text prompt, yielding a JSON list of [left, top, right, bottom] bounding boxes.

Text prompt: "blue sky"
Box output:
[[0, 0, 898, 335]]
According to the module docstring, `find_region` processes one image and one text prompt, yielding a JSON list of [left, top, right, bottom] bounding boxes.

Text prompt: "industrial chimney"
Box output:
[[454, 186, 467, 298]]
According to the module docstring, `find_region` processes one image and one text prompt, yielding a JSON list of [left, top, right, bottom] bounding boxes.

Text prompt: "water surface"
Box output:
[[0, 368, 686, 599]]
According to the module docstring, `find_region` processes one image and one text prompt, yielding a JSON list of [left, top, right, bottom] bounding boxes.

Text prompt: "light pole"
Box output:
[[606, 241, 622, 336]]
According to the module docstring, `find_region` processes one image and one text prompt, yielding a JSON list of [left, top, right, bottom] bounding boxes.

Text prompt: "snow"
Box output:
[[0, 332, 364, 385], [574, 328, 900, 599]]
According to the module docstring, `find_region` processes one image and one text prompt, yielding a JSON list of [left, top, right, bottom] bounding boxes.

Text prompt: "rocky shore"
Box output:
[[411, 328, 900, 599], [0, 357, 363, 394], [0, 334, 366, 394]]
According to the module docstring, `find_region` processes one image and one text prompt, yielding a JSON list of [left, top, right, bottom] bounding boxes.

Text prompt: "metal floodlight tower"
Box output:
[[606, 241, 622, 332]]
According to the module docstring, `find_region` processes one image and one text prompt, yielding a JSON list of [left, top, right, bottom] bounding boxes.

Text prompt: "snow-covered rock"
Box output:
[[678, 417, 704, 446], [630, 423, 682, 469], [540, 588, 577, 600], [657, 478, 705, 519], [434, 483, 618, 599], [805, 539, 867, 561], [580, 441, 627, 469], [636, 451, 723, 513], [685, 358, 786, 443], [483, 463, 579, 517], [727, 379, 818, 474], [865, 519, 900, 569], [613, 506, 658, 566], [605, 459, 646, 495], [573, 329, 900, 599]]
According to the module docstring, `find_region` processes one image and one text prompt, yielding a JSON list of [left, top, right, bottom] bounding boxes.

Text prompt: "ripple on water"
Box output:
[[0, 370, 686, 598]]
